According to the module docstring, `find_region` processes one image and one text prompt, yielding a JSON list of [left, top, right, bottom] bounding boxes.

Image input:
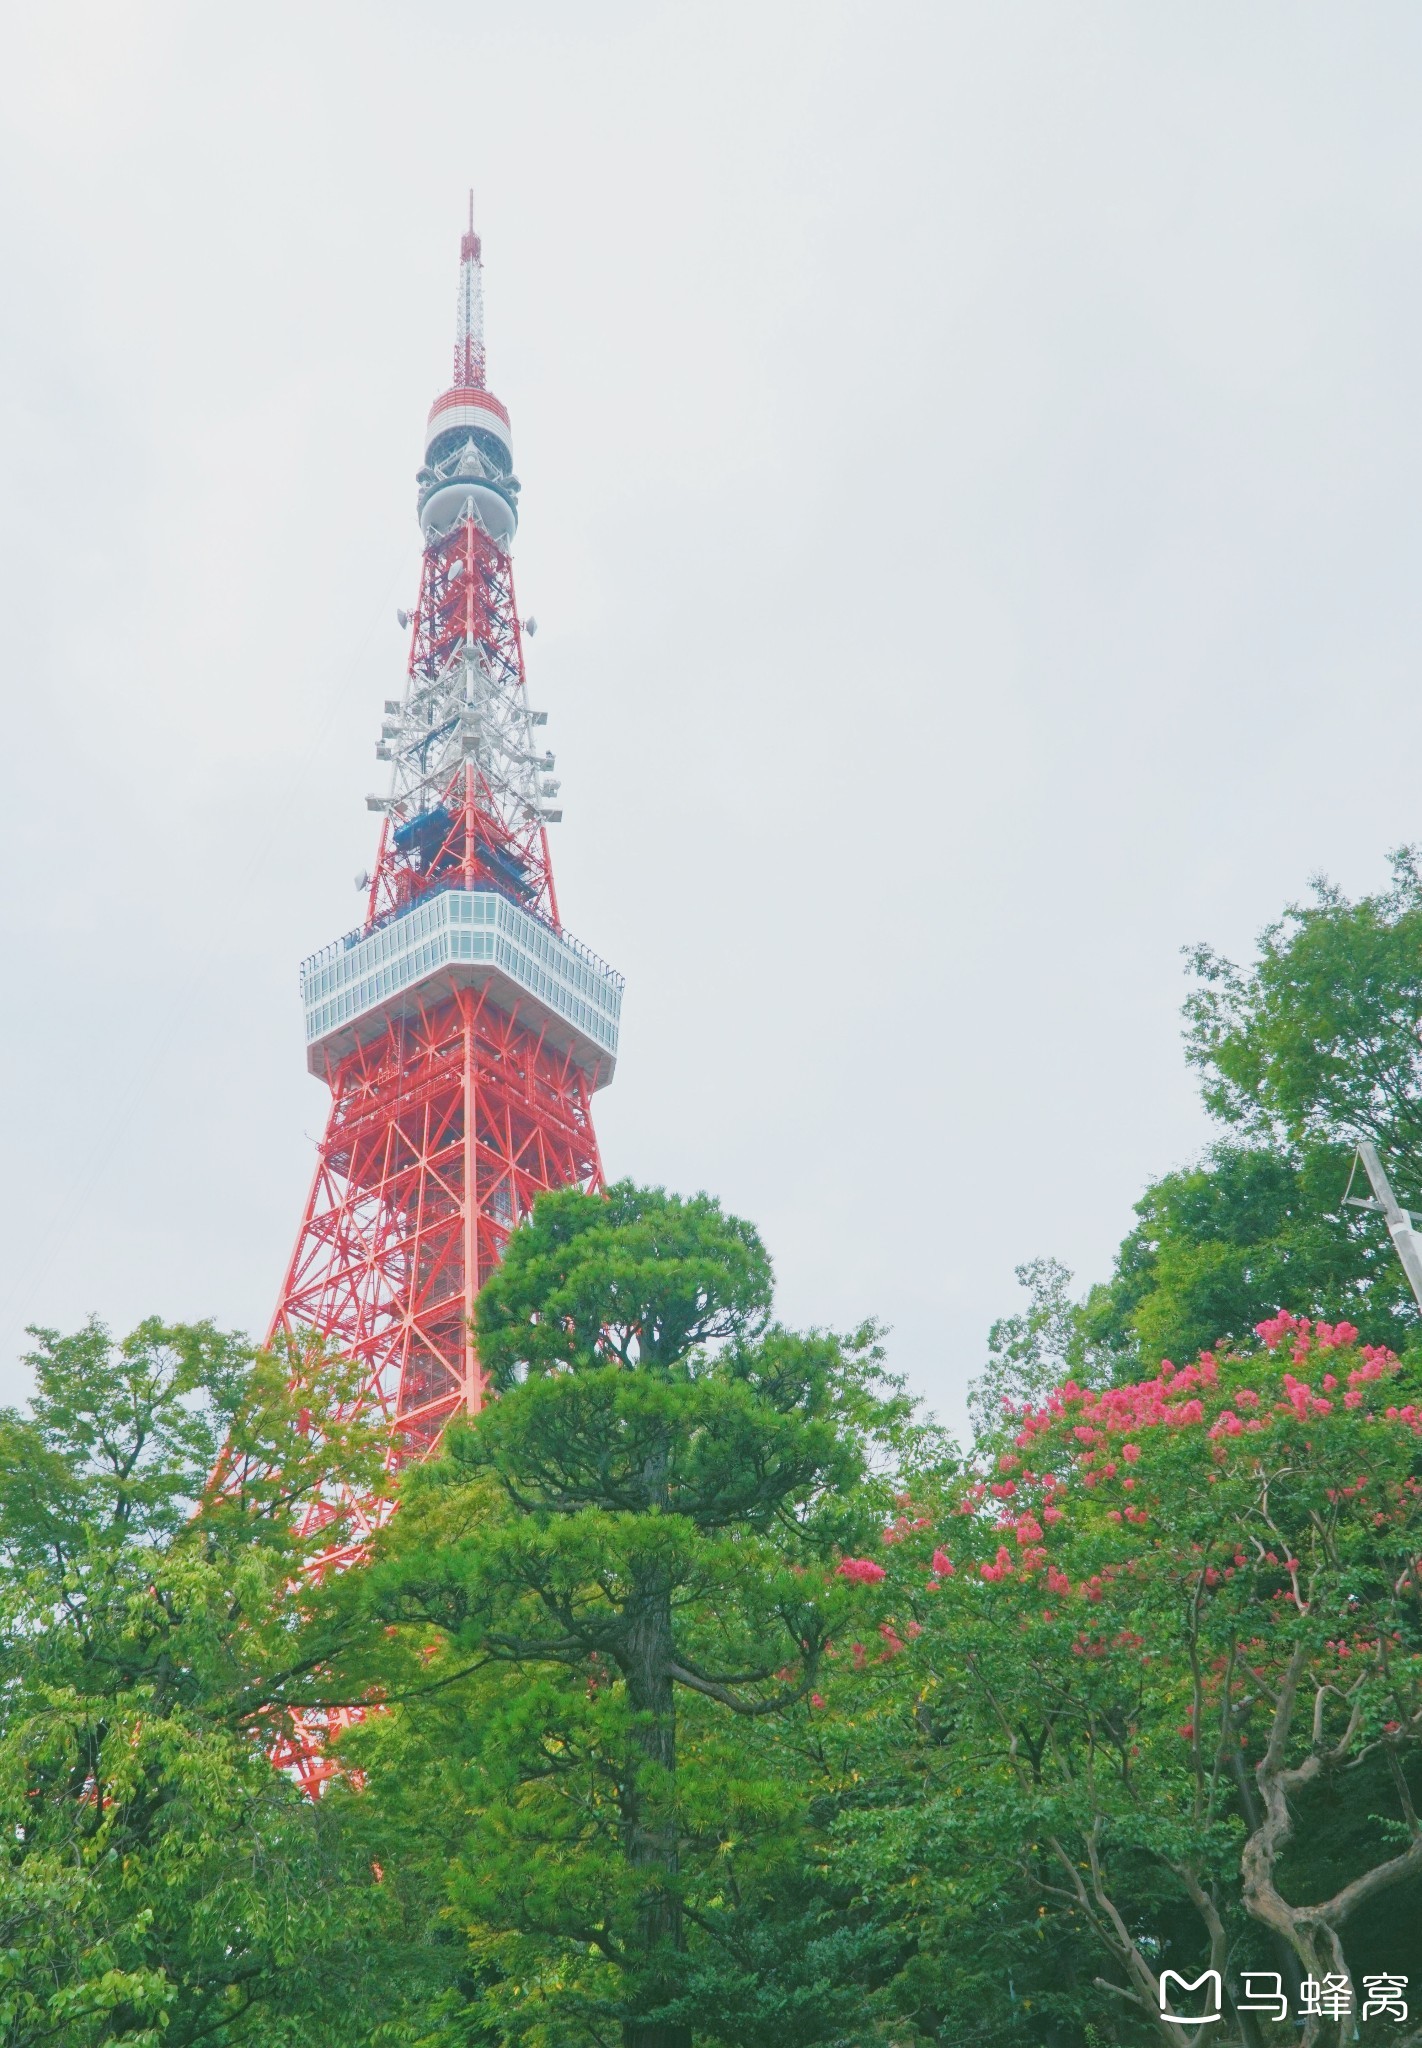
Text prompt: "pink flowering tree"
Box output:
[[820, 1316, 1422, 2047]]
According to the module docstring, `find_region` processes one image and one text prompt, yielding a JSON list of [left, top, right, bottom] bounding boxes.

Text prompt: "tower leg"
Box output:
[[272, 987, 602, 1480]]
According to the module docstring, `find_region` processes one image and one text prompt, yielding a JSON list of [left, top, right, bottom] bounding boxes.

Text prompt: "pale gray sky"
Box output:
[[2, 3, 1420, 1428]]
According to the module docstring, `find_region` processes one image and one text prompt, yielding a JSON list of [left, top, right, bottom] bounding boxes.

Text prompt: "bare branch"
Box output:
[[664, 1659, 814, 1717], [1312, 1831, 1422, 1928]]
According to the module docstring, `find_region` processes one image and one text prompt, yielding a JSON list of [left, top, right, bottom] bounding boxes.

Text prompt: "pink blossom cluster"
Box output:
[[1281, 1373, 1333, 1419], [836, 1557, 887, 1584], [1003, 1319, 1404, 1459], [1011, 1364, 1219, 1452], [1072, 1628, 1145, 1661], [1256, 1310, 1359, 1356], [837, 1320, 1422, 1655], [880, 1502, 932, 1544]]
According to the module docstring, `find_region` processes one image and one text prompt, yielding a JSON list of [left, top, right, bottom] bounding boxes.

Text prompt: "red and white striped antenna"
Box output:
[[454, 190, 486, 390]]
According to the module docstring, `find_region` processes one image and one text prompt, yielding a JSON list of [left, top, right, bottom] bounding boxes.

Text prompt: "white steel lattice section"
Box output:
[[381, 636, 555, 832], [374, 525, 558, 854]]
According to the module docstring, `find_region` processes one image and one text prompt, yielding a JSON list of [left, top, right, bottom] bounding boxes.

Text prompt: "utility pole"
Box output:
[[1345, 1141, 1422, 1312]]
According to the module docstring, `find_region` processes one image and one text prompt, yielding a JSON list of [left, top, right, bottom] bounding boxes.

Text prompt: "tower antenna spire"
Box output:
[[454, 189, 485, 390]]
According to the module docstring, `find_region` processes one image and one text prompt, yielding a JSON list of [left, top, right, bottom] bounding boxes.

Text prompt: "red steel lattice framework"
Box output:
[[262, 209, 620, 1781]]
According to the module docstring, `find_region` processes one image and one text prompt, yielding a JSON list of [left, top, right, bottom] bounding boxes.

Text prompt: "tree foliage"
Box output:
[[1079, 1141, 1417, 1370], [0, 1317, 420, 2047], [15, 954, 1422, 2048], [1183, 852, 1422, 1160], [969, 1258, 1091, 1449], [334, 1183, 914, 2048], [991, 854, 1422, 1387], [824, 1317, 1422, 2046]]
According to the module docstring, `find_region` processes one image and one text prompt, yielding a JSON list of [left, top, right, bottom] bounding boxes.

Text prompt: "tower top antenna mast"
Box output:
[[454, 189, 486, 390]]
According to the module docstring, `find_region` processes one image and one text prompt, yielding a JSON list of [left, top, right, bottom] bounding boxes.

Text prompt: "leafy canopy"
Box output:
[[340, 1182, 913, 2048], [984, 854, 1422, 1393], [824, 1318, 1422, 2046], [0, 1316, 416, 2048], [1184, 849, 1422, 1159]]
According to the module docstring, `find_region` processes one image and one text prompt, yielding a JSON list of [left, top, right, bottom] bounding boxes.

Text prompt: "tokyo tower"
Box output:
[[270, 201, 621, 1509]]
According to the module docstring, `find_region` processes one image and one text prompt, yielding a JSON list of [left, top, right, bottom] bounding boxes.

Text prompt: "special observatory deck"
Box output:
[[301, 888, 622, 1086]]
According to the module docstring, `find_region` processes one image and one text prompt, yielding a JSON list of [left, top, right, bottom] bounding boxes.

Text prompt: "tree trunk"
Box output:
[[621, 1567, 690, 2048]]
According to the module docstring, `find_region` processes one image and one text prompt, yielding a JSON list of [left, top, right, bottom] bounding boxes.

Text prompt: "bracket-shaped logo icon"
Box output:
[[1160, 1970, 1222, 2024]]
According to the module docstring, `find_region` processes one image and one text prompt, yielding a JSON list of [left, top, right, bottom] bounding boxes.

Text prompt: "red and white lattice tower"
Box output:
[[270, 199, 620, 1558]]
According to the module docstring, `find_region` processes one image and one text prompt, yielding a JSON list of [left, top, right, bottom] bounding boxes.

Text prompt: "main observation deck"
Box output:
[[301, 888, 622, 1087]]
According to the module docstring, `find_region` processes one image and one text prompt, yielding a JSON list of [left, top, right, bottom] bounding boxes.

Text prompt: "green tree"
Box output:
[[826, 1318, 1422, 2046], [1183, 851, 1422, 1159], [1010, 854, 1422, 1387], [341, 1182, 911, 2048], [1078, 1140, 1416, 1372], [968, 1258, 1094, 1447], [0, 1315, 419, 2047]]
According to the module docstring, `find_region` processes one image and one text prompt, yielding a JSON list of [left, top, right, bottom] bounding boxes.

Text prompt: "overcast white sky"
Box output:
[[1, 3, 1420, 1429]]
